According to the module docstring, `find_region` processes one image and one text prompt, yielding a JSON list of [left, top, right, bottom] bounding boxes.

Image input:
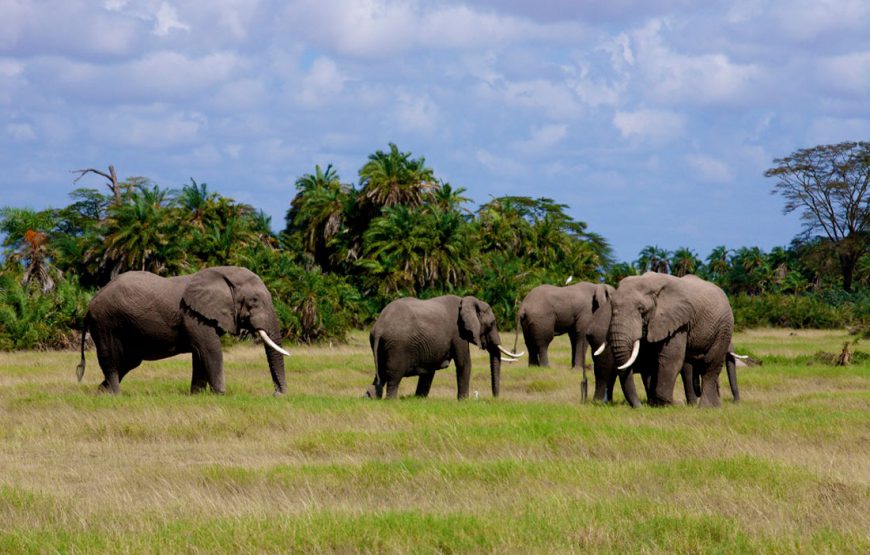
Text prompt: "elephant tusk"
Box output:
[[729, 351, 749, 359], [498, 345, 525, 358], [501, 356, 519, 363], [617, 340, 640, 370], [258, 329, 291, 357], [593, 342, 606, 357]]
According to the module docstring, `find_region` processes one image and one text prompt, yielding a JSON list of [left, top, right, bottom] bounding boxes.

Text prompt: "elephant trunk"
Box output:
[[260, 317, 287, 396], [726, 354, 739, 402], [488, 347, 501, 398], [608, 318, 641, 369]]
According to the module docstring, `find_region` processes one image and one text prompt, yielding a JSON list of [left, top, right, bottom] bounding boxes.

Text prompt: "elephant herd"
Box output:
[[77, 266, 743, 408]]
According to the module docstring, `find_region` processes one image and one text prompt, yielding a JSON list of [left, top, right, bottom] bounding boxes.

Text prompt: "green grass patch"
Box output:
[[0, 329, 868, 552]]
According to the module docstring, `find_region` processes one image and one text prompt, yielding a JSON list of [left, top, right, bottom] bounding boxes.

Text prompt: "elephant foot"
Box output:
[[273, 389, 286, 398]]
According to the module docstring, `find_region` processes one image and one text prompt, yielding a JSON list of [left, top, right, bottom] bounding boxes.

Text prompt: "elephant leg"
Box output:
[[681, 362, 698, 405], [188, 322, 225, 394], [569, 331, 588, 402], [95, 341, 138, 394], [618, 370, 642, 408], [537, 346, 550, 367], [698, 362, 724, 408], [415, 372, 435, 397], [191, 351, 209, 394], [98, 372, 120, 394], [650, 334, 687, 406], [592, 360, 609, 403], [522, 327, 540, 367], [385, 379, 401, 399]]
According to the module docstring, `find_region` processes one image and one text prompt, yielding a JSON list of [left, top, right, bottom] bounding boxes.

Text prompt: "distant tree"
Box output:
[[636, 245, 670, 274], [704, 245, 731, 285], [670, 247, 701, 277], [764, 142, 870, 291], [359, 143, 437, 210], [285, 164, 349, 270]]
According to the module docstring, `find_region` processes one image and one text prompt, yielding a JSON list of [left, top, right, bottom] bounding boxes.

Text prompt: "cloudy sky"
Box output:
[[2, 0, 869, 261]]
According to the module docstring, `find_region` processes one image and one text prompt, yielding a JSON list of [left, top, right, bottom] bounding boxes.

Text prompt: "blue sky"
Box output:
[[2, 1, 869, 262]]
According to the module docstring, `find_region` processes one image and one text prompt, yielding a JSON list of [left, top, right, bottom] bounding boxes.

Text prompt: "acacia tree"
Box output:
[[764, 142, 870, 291]]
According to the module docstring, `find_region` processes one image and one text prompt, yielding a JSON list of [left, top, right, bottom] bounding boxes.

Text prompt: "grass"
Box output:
[[0, 328, 868, 553]]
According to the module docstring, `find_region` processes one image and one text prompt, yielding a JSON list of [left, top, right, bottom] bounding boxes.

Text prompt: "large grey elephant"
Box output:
[[587, 286, 741, 408], [76, 266, 290, 395], [366, 295, 524, 399], [605, 272, 736, 407], [518, 282, 614, 401]]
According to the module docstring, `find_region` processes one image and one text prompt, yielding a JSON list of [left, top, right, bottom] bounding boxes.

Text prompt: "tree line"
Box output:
[[1, 142, 868, 349]]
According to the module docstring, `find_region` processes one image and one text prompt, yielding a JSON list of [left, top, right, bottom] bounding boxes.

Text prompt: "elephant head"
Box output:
[[607, 272, 692, 370], [458, 296, 522, 397], [182, 266, 288, 395]]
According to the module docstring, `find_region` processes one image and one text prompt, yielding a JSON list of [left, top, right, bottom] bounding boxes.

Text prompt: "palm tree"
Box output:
[[100, 184, 182, 276], [705, 246, 731, 279], [285, 164, 349, 270], [636, 245, 671, 274], [670, 247, 701, 277], [359, 143, 437, 210]]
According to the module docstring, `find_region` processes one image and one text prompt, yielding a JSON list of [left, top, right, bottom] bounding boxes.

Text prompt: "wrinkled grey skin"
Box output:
[[77, 266, 287, 396], [587, 291, 738, 407], [607, 272, 735, 408], [366, 295, 504, 400], [518, 282, 612, 401]]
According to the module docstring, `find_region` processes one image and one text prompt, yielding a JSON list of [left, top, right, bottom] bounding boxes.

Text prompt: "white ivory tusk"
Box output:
[[500, 356, 519, 363], [258, 329, 291, 356], [593, 342, 606, 357], [729, 351, 749, 359], [498, 345, 525, 358], [617, 340, 640, 370]]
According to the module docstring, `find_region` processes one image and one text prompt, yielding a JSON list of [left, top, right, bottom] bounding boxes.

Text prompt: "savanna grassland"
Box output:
[[1, 330, 868, 554]]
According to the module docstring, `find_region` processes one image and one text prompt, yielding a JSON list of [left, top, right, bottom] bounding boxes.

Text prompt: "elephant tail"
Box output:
[[75, 315, 88, 382]]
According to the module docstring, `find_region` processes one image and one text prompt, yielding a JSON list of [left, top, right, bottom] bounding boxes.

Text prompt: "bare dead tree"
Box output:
[[72, 165, 121, 204]]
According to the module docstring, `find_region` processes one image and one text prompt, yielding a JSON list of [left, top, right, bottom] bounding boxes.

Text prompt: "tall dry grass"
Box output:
[[0, 329, 868, 553]]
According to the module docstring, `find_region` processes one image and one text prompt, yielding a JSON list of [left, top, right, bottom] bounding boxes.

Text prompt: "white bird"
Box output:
[[565, 275, 573, 284]]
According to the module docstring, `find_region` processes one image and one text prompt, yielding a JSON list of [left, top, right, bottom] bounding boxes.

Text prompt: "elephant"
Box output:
[[365, 295, 524, 400], [586, 284, 742, 408], [518, 282, 614, 402], [604, 272, 737, 408], [76, 266, 290, 395]]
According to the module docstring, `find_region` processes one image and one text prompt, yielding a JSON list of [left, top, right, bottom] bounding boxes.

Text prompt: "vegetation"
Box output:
[[1, 141, 869, 349], [764, 142, 870, 292], [0, 330, 867, 553]]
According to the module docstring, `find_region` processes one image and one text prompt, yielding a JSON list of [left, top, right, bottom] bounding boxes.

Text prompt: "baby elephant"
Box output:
[[77, 266, 290, 395], [366, 295, 524, 399]]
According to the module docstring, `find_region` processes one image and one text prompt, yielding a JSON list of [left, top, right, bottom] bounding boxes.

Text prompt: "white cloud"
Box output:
[[91, 110, 207, 148], [476, 148, 527, 177], [511, 124, 568, 154], [6, 123, 37, 142], [394, 93, 440, 135], [613, 109, 685, 142], [630, 18, 763, 106], [153, 2, 190, 36], [478, 78, 584, 119], [282, 0, 587, 58], [295, 57, 347, 107], [817, 50, 870, 97], [685, 153, 733, 183]]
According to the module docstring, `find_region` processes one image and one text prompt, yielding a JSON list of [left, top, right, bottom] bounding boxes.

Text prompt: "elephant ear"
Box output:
[[592, 283, 614, 312], [458, 296, 483, 348], [182, 268, 238, 335], [647, 284, 693, 343]]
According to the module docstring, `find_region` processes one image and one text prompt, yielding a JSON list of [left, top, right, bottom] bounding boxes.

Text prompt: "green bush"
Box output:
[[0, 273, 93, 350], [731, 292, 868, 332]]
